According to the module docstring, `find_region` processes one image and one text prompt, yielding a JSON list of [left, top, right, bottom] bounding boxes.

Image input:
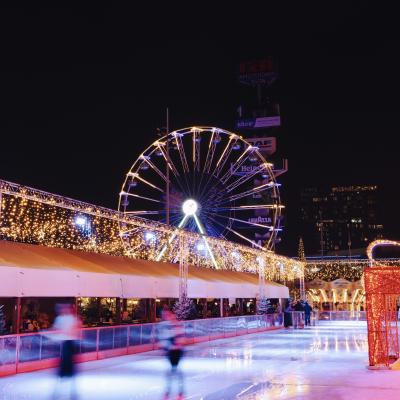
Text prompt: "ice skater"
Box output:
[[159, 308, 185, 400], [51, 303, 81, 400], [284, 301, 293, 328], [304, 300, 312, 326]]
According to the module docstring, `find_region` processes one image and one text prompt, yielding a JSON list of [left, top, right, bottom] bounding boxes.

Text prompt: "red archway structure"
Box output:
[[365, 240, 400, 367]]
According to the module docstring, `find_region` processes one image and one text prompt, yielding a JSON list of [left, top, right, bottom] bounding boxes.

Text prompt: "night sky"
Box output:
[[1, 5, 399, 256]]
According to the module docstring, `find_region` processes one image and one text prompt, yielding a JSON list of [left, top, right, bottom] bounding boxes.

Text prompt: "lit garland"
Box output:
[[305, 258, 400, 282], [367, 239, 400, 265], [0, 179, 304, 282]]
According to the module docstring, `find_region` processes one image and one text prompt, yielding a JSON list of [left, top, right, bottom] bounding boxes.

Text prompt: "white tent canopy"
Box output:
[[0, 240, 289, 299]]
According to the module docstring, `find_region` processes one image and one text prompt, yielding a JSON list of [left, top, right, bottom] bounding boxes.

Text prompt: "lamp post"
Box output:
[[156, 108, 170, 226], [318, 211, 324, 257], [166, 108, 170, 226]]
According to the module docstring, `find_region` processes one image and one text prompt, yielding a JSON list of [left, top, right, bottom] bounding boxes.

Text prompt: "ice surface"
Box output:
[[2, 321, 400, 399]]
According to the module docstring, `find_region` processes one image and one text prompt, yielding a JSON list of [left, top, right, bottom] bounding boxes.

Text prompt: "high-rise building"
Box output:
[[235, 58, 287, 249], [300, 185, 384, 256]]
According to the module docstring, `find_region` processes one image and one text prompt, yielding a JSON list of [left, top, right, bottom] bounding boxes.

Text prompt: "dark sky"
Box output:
[[1, 4, 399, 256]]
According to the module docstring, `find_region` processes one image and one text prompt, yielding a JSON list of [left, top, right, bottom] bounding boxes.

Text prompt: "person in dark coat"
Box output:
[[284, 302, 293, 327], [304, 301, 313, 326], [294, 300, 304, 312]]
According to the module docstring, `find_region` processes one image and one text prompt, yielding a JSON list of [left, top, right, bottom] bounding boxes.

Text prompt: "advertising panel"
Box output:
[[246, 137, 276, 156], [236, 116, 281, 130]]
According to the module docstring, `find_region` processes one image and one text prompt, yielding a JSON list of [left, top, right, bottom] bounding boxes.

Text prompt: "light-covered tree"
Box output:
[[257, 297, 271, 315]]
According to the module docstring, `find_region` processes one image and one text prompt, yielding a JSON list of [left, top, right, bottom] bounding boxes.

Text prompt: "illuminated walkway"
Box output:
[[2, 321, 400, 399]]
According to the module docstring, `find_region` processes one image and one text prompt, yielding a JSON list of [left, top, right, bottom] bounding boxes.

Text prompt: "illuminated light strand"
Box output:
[[0, 179, 304, 283], [304, 258, 400, 283], [367, 239, 400, 265]]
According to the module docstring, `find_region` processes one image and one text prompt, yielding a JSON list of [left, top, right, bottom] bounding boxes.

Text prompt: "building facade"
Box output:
[[300, 185, 384, 256]]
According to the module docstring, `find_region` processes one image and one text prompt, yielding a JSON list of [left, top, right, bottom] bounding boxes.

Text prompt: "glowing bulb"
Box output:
[[197, 242, 205, 251], [182, 199, 198, 216], [145, 231, 155, 241], [74, 216, 87, 227]]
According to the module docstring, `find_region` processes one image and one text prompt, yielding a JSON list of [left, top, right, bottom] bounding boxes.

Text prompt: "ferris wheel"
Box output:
[[118, 127, 282, 254]]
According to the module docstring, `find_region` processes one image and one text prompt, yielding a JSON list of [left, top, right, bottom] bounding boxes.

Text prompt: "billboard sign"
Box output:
[[236, 116, 281, 130], [239, 59, 275, 75], [246, 137, 276, 155], [238, 58, 277, 85]]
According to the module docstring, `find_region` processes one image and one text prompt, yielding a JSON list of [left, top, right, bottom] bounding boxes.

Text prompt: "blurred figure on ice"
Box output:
[[284, 301, 293, 328], [51, 303, 81, 399], [159, 307, 185, 400], [304, 300, 313, 326]]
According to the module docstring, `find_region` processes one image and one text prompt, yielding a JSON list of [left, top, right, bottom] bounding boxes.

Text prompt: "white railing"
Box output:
[[0, 314, 283, 376], [316, 311, 366, 321]]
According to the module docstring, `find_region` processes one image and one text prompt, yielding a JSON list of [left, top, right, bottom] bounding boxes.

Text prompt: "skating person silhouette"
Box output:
[[159, 308, 185, 400], [51, 303, 81, 400]]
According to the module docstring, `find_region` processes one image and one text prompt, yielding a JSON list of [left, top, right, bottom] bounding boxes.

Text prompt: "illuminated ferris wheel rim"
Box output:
[[118, 126, 283, 252], [123, 126, 276, 177]]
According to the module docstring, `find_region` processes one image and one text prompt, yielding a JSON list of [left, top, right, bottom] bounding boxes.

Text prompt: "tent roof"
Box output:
[[0, 240, 283, 285], [0, 240, 288, 298]]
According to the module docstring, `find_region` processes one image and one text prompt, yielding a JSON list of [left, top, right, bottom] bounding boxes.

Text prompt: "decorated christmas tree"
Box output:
[[257, 296, 271, 315], [173, 296, 194, 320], [0, 305, 6, 335]]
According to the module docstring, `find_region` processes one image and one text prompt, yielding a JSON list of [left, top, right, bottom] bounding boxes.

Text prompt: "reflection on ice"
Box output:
[[3, 320, 399, 400]]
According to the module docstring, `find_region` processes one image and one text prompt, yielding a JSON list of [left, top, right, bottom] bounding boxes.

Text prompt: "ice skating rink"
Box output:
[[2, 321, 400, 399]]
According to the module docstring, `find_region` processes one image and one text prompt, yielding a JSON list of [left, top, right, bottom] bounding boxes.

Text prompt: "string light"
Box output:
[[367, 239, 400, 264], [0, 179, 304, 283], [304, 258, 400, 282]]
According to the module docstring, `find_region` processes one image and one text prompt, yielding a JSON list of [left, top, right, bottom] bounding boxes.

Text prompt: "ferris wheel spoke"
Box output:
[[204, 214, 264, 250], [203, 221, 223, 238], [192, 128, 201, 173], [190, 214, 218, 268], [225, 182, 278, 203], [173, 132, 189, 174], [155, 214, 189, 261], [201, 190, 228, 211], [213, 135, 238, 178], [141, 157, 168, 183], [120, 191, 163, 204], [173, 134, 193, 195], [156, 142, 180, 178], [220, 145, 254, 184], [198, 134, 238, 201], [197, 130, 219, 197], [203, 130, 219, 174], [225, 164, 268, 192], [210, 204, 283, 212], [201, 209, 275, 230], [156, 142, 190, 196], [127, 172, 164, 193], [123, 210, 164, 215]]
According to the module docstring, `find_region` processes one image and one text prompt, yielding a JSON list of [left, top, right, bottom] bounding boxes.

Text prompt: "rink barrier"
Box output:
[[0, 313, 283, 377], [285, 311, 366, 328], [316, 311, 366, 321]]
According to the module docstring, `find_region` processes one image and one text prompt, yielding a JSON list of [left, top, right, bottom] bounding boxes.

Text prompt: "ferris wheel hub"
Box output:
[[182, 199, 199, 216]]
